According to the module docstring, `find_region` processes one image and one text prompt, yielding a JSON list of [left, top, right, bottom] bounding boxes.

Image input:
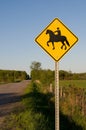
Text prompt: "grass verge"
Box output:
[[1, 82, 55, 130], [60, 80, 86, 88]]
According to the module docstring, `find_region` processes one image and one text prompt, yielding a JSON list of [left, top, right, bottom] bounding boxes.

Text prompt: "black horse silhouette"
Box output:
[[46, 29, 70, 50]]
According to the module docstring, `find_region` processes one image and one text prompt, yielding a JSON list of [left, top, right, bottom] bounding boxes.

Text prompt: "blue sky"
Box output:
[[0, 0, 86, 74]]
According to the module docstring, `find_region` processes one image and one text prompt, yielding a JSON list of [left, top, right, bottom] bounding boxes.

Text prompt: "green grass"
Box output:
[[1, 81, 86, 130], [60, 80, 86, 88], [1, 82, 55, 130]]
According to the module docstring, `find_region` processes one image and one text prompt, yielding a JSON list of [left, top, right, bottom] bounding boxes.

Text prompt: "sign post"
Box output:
[[55, 61, 59, 130], [35, 18, 78, 130]]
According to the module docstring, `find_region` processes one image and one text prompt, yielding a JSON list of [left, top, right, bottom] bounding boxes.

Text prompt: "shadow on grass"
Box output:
[[60, 112, 83, 130], [22, 83, 83, 130]]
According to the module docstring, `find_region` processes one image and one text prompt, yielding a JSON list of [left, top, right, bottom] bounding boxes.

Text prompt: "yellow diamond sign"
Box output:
[[35, 18, 78, 61]]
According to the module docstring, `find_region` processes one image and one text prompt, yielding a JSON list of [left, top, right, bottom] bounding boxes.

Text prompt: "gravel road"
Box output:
[[0, 80, 30, 124]]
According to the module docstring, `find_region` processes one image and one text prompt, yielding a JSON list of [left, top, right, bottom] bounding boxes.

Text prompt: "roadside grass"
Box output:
[[59, 80, 86, 130], [60, 80, 86, 88], [1, 80, 86, 130], [1, 82, 55, 130]]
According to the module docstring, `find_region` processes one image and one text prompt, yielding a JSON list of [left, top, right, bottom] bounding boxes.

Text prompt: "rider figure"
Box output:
[[54, 27, 61, 36]]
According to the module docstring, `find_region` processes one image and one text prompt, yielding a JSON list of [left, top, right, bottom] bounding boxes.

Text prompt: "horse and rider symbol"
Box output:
[[46, 27, 70, 50]]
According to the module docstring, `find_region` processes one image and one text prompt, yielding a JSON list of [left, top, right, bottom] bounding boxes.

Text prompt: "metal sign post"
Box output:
[[55, 61, 59, 130]]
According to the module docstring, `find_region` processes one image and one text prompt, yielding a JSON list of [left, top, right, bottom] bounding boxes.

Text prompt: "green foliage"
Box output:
[[30, 61, 54, 85], [30, 61, 41, 70], [30, 62, 86, 86], [2, 82, 55, 130], [2, 111, 48, 130], [59, 70, 86, 80], [60, 84, 86, 129], [38, 69, 54, 85], [59, 70, 71, 80], [31, 69, 54, 86], [30, 61, 86, 129], [0, 70, 28, 83], [2, 81, 86, 130]]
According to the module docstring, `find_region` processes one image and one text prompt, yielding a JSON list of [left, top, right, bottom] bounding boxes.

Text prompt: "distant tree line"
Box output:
[[0, 70, 29, 83], [30, 61, 86, 85], [59, 70, 86, 80]]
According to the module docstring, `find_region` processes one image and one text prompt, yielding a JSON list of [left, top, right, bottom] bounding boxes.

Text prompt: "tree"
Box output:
[[30, 61, 42, 81], [30, 61, 41, 70]]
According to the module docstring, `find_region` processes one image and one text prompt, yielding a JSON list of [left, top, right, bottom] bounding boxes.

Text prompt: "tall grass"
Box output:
[[1, 80, 85, 130], [1, 82, 55, 130], [60, 80, 86, 88]]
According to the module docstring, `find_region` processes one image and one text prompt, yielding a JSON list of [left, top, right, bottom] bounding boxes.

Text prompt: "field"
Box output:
[[60, 80, 86, 88]]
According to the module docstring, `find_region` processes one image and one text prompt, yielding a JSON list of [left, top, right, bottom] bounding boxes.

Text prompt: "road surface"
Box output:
[[0, 80, 29, 125]]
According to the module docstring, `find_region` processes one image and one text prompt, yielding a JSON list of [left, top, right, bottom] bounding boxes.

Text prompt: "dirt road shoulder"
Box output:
[[0, 80, 30, 125]]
